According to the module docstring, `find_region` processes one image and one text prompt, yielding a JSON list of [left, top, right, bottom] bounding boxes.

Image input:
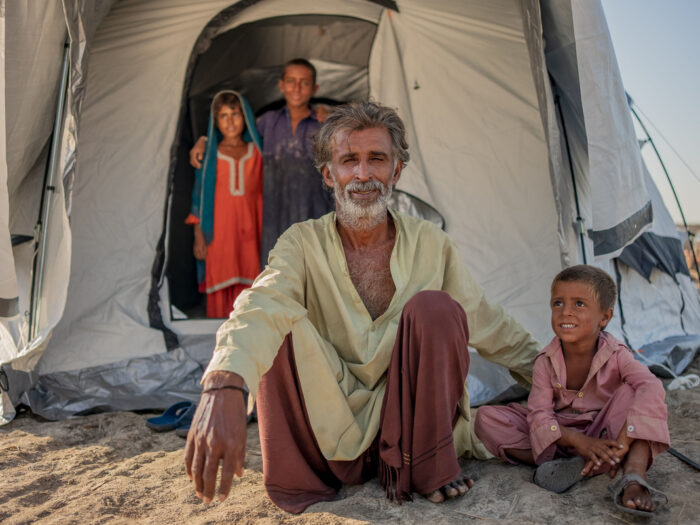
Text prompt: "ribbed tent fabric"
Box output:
[[0, 0, 698, 422]]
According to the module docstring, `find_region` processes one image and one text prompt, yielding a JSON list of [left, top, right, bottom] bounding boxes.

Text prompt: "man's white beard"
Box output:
[[332, 173, 393, 232]]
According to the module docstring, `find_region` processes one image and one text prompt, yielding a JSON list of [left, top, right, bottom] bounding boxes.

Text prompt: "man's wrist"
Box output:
[[202, 370, 245, 390], [202, 384, 246, 396]]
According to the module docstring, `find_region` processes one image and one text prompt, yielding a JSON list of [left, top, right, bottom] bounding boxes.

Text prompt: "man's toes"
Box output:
[[443, 483, 459, 498], [425, 477, 474, 503], [425, 489, 445, 503], [453, 480, 468, 496]]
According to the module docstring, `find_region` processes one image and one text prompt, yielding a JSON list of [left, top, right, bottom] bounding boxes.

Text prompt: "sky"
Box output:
[[601, 0, 700, 226]]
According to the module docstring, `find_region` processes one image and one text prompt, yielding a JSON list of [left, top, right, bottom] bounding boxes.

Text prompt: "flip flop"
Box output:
[[175, 424, 191, 439], [146, 401, 196, 432], [607, 472, 667, 517], [533, 456, 585, 493]]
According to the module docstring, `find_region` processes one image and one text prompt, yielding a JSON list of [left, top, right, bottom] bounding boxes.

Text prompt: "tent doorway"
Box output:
[[162, 14, 379, 321]]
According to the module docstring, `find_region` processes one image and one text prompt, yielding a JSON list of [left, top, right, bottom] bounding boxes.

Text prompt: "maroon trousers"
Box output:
[[256, 290, 471, 514]]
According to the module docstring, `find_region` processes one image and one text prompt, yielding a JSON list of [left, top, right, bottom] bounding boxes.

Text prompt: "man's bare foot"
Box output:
[[621, 480, 655, 513], [424, 476, 474, 503]]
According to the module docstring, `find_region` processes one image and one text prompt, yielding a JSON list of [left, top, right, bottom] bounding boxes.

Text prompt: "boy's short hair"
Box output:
[[551, 264, 617, 311], [212, 92, 241, 117], [281, 58, 317, 85]]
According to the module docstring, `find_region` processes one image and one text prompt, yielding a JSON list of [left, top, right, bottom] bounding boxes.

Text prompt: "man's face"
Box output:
[[278, 64, 318, 110], [321, 127, 402, 231]]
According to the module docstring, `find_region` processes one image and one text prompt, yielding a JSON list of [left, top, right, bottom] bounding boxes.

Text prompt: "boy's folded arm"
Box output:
[[556, 426, 586, 449], [526, 357, 562, 461], [617, 349, 671, 449]]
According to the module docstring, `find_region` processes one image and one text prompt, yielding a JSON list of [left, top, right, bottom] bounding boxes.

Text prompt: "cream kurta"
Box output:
[[205, 209, 540, 461]]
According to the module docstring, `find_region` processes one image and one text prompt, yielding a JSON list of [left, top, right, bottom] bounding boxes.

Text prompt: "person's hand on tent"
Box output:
[[190, 136, 207, 169], [185, 370, 248, 503]]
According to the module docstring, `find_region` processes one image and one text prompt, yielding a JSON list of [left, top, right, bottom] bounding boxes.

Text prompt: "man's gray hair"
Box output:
[[313, 101, 410, 171]]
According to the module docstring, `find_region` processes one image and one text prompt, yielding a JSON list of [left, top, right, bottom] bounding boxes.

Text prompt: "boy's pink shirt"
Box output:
[[527, 331, 670, 461]]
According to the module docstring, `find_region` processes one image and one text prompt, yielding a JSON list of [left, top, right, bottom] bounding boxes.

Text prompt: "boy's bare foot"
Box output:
[[616, 439, 657, 513], [424, 476, 474, 503], [621, 478, 655, 512]]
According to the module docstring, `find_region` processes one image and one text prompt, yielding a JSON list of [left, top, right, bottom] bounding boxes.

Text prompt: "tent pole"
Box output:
[[28, 41, 70, 342], [553, 89, 588, 264], [627, 94, 700, 281]]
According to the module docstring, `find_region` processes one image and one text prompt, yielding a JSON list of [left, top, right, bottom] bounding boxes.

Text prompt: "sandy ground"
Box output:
[[1, 356, 699, 525]]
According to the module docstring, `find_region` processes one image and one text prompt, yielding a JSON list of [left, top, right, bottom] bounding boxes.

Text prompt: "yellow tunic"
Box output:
[[205, 209, 540, 461]]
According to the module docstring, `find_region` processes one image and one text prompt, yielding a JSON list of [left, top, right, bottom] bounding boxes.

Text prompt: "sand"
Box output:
[[1, 356, 699, 525]]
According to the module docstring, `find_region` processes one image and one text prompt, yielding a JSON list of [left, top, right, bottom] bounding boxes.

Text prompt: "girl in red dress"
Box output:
[[186, 91, 263, 318]]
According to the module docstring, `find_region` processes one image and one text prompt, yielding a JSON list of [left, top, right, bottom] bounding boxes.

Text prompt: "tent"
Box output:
[[1, 0, 699, 422]]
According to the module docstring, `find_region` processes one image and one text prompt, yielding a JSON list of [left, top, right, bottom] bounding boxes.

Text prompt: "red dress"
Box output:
[[188, 144, 263, 317]]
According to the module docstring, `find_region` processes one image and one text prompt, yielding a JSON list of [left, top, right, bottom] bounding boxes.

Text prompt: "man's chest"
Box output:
[[345, 244, 396, 320]]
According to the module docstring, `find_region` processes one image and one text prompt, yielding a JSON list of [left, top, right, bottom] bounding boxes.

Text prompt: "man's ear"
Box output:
[[321, 164, 334, 188], [278, 78, 285, 94], [392, 160, 403, 186], [599, 308, 614, 330], [312, 84, 319, 96]]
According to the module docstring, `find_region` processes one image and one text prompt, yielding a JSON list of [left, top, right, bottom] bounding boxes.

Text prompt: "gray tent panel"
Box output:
[[1, 0, 698, 422]]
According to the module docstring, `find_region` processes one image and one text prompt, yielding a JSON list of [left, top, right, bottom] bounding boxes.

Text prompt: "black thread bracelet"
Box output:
[[202, 385, 246, 395]]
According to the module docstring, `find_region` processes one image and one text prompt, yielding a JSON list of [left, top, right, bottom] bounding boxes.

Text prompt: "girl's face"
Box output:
[[216, 104, 245, 140]]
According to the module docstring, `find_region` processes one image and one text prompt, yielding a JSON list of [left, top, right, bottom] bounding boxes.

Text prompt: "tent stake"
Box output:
[[28, 41, 70, 342]]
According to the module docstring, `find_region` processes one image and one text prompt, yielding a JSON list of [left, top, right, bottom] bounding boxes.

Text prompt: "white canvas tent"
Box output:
[[1, 0, 698, 422]]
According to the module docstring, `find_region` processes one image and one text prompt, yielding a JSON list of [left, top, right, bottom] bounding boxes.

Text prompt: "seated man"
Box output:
[[185, 101, 541, 513]]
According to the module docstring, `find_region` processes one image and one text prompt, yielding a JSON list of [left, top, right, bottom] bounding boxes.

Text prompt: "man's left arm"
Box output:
[[442, 240, 540, 385]]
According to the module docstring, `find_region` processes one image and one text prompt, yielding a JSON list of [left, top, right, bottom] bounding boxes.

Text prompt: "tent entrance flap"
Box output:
[[157, 14, 379, 325]]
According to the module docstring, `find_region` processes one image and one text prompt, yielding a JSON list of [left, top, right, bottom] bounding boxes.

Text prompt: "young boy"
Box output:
[[475, 265, 669, 515]]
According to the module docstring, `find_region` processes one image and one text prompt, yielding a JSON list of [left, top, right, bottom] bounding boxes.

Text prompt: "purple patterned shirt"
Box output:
[[256, 107, 333, 265]]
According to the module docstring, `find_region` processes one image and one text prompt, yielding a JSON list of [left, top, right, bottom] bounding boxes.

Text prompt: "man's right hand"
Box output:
[[185, 371, 248, 502], [190, 136, 207, 169]]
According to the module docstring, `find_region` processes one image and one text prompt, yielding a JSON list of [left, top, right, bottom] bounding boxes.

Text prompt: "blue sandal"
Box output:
[[175, 424, 191, 439], [146, 401, 196, 432]]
